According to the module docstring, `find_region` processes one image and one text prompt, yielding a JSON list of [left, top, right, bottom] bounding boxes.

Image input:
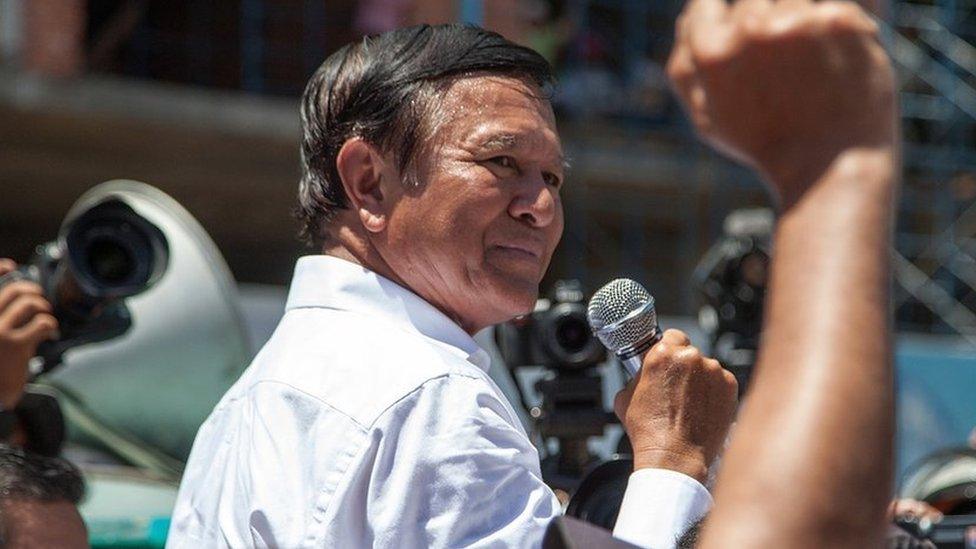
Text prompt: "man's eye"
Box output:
[[543, 172, 562, 189], [489, 156, 516, 169]]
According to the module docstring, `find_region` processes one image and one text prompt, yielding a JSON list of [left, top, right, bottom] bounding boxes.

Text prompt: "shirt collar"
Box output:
[[285, 255, 491, 372]]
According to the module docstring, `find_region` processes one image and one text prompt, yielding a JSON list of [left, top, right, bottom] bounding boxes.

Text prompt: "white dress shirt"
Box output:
[[168, 256, 710, 548]]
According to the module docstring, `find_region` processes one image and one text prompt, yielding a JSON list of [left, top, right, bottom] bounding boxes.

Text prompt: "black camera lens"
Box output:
[[555, 316, 590, 354], [87, 237, 135, 284], [63, 199, 168, 300], [496, 281, 605, 370], [543, 305, 606, 369]]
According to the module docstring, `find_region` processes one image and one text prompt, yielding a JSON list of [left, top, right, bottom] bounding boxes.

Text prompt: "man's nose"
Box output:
[[509, 174, 557, 228]]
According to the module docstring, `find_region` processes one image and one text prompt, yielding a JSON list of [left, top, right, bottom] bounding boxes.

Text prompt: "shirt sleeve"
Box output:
[[363, 374, 560, 548], [612, 468, 713, 549]]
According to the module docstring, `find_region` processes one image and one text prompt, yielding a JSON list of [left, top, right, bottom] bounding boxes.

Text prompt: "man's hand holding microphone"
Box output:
[[614, 328, 737, 484], [586, 277, 738, 484]]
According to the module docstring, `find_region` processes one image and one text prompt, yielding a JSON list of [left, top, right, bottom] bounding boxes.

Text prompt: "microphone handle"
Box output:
[[615, 327, 663, 377]]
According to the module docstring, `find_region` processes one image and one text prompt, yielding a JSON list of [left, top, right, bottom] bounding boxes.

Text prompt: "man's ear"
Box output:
[[336, 137, 392, 233]]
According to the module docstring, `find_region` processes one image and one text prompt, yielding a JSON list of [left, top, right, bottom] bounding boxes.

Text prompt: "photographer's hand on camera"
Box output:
[[613, 329, 738, 483], [0, 259, 58, 409]]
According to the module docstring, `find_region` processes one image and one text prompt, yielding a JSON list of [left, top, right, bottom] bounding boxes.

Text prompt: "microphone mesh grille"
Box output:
[[587, 278, 658, 353]]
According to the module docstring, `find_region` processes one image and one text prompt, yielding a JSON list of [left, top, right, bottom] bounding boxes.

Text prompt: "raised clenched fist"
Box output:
[[666, 0, 897, 207], [614, 329, 738, 482]]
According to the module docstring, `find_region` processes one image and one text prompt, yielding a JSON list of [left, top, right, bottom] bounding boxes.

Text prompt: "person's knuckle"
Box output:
[[722, 367, 736, 383], [691, 39, 730, 68], [3, 281, 38, 301], [24, 282, 44, 296], [649, 341, 671, 360], [692, 24, 745, 67], [7, 296, 28, 312], [703, 357, 722, 373], [678, 346, 702, 364], [663, 329, 691, 347], [16, 280, 36, 292], [26, 295, 48, 312], [817, 2, 871, 34], [42, 314, 58, 329], [746, 9, 809, 43], [665, 54, 694, 84], [867, 41, 894, 69], [737, 11, 769, 40], [864, 16, 881, 37], [671, 328, 689, 340], [0, 284, 16, 301], [819, 1, 863, 22], [32, 314, 56, 332], [8, 300, 33, 320], [724, 370, 739, 392]]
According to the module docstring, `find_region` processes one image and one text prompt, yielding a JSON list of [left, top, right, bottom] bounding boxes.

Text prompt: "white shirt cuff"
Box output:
[[612, 468, 712, 549]]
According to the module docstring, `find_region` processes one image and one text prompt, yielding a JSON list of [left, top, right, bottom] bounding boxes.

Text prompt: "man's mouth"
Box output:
[[491, 242, 544, 260]]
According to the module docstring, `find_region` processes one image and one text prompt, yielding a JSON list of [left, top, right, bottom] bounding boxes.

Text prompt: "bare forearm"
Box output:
[[702, 147, 898, 547]]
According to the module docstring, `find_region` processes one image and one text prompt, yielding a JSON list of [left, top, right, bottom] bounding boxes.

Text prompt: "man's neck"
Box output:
[[321, 226, 407, 290], [321, 226, 487, 335]]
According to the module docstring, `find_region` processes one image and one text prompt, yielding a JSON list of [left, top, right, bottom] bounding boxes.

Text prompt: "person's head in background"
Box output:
[[0, 444, 86, 548]]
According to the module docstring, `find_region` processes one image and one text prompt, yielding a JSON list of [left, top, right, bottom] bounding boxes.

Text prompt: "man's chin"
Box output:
[[470, 264, 544, 324], [486, 279, 540, 322]]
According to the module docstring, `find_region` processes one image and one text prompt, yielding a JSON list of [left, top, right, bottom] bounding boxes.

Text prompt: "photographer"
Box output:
[[0, 259, 57, 414]]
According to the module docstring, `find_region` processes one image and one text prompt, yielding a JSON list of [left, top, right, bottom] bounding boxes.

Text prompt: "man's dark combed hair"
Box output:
[[0, 445, 85, 504], [297, 23, 555, 245]]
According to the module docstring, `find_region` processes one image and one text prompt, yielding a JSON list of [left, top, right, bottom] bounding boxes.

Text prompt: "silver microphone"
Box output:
[[586, 278, 662, 376]]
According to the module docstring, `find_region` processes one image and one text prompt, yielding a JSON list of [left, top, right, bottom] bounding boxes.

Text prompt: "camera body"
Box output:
[[0, 198, 168, 372], [495, 280, 606, 371]]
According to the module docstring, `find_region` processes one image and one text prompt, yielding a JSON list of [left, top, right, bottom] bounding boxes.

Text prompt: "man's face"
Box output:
[[376, 76, 565, 333]]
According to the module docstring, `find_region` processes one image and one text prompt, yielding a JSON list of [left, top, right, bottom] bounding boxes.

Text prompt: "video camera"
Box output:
[[495, 280, 606, 371], [694, 208, 773, 395], [496, 280, 615, 491], [0, 198, 169, 373]]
